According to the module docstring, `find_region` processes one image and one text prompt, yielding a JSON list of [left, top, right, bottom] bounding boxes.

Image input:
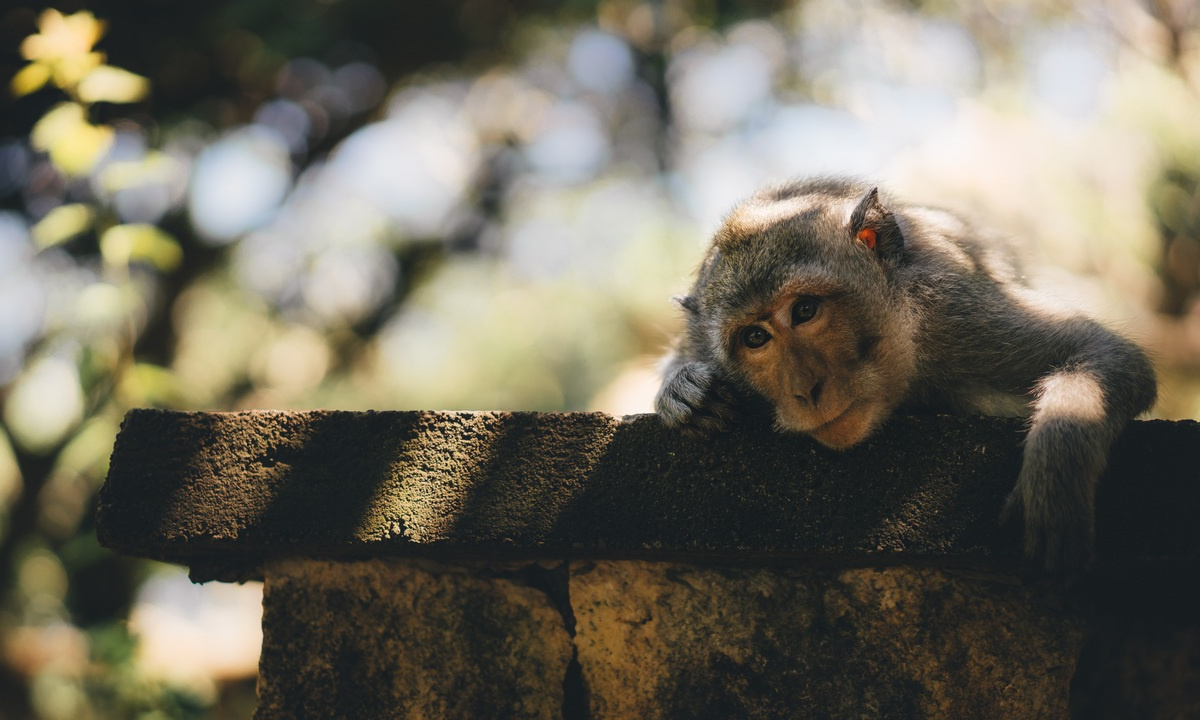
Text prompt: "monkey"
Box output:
[[655, 177, 1157, 573]]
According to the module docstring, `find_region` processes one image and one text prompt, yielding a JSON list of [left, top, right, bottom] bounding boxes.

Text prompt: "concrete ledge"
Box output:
[[96, 410, 1199, 577]]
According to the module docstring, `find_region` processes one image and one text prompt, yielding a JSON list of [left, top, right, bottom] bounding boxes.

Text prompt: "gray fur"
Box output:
[[655, 177, 1157, 573]]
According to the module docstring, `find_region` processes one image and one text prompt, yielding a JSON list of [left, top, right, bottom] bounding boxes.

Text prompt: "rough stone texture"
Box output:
[[1071, 614, 1200, 719], [571, 561, 1085, 720], [97, 410, 1200, 576], [95, 410, 1200, 719], [255, 558, 573, 720]]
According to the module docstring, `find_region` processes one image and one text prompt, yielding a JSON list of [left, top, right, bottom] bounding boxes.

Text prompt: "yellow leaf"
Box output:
[[100, 224, 182, 271], [31, 102, 82, 148], [51, 52, 104, 90], [31, 103, 114, 176], [77, 66, 149, 104], [19, 10, 107, 91], [30, 204, 95, 248], [50, 123, 113, 176], [11, 62, 51, 97], [97, 151, 184, 193], [21, 10, 105, 63]]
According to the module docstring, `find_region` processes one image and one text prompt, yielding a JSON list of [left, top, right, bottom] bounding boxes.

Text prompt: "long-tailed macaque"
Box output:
[[655, 177, 1156, 572]]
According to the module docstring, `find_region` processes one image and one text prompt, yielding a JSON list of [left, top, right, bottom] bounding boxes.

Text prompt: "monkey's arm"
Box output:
[[958, 301, 1157, 572]]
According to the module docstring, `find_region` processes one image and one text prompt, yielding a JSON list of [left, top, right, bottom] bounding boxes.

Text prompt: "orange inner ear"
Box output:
[[857, 227, 877, 249]]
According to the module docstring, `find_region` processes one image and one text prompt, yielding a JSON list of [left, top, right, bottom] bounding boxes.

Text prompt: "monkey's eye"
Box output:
[[741, 326, 771, 349], [791, 297, 820, 325]]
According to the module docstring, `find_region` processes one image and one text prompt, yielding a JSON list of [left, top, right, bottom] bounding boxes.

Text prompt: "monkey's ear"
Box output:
[[849, 187, 903, 257], [674, 294, 700, 315]]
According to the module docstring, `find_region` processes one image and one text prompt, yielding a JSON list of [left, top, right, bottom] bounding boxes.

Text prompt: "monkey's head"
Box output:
[[681, 179, 918, 449]]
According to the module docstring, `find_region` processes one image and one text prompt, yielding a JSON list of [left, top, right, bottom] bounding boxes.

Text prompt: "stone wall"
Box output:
[[97, 410, 1200, 719]]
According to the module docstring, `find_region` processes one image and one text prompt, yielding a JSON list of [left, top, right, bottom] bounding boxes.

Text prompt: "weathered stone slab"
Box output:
[[571, 561, 1086, 720], [96, 410, 1200, 576], [95, 410, 1200, 719], [255, 558, 573, 720]]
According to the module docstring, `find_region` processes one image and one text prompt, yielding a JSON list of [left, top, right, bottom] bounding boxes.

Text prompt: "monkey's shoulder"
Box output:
[[896, 204, 1025, 285]]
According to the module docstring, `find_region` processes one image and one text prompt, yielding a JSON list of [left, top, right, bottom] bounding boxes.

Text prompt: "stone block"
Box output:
[[571, 561, 1086, 719], [255, 558, 573, 720]]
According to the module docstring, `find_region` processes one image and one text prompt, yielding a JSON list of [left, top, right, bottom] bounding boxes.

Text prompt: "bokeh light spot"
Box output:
[[189, 126, 292, 244], [3, 355, 84, 454]]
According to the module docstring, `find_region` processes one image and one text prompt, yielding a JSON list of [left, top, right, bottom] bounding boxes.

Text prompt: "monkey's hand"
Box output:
[[999, 369, 1118, 575], [655, 360, 739, 436], [1000, 429, 1103, 575]]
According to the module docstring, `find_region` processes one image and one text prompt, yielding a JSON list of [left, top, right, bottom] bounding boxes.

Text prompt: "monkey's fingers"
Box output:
[[657, 391, 731, 432], [655, 362, 740, 435], [680, 387, 737, 433], [677, 411, 729, 437], [1004, 496, 1093, 575], [655, 385, 708, 429]]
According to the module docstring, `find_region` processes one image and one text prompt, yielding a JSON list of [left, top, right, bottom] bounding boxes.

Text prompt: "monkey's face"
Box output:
[[687, 180, 917, 448], [724, 277, 912, 449]]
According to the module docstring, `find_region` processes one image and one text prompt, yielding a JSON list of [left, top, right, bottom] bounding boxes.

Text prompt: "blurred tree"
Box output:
[[0, 2, 708, 716]]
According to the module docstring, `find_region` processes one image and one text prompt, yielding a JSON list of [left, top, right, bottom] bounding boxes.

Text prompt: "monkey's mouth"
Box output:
[[813, 402, 854, 428], [790, 399, 877, 450], [810, 400, 857, 433], [774, 397, 852, 432]]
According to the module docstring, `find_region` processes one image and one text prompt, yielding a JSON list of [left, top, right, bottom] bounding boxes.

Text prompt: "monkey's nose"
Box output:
[[794, 380, 824, 407]]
